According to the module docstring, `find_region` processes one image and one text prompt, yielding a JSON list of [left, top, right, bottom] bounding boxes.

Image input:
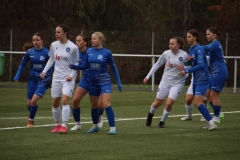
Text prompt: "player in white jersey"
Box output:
[[144, 36, 189, 128], [40, 24, 79, 134]]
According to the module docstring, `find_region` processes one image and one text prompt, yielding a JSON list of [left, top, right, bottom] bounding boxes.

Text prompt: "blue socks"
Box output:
[[99, 108, 104, 116], [29, 105, 38, 120], [209, 101, 221, 117], [105, 106, 115, 127], [198, 104, 212, 121], [91, 108, 99, 124], [72, 108, 81, 122]]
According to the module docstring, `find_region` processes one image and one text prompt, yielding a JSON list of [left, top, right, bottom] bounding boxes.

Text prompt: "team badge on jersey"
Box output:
[[66, 47, 70, 52], [98, 55, 103, 60], [178, 57, 183, 61], [40, 56, 45, 61]]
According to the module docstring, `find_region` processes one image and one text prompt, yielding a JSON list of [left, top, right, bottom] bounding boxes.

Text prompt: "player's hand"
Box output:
[[179, 70, 186, 76], [143, 77, 149, 84], [177, 65, 184, 70], [187, 56, 193, 61], [40, 72, 46, 79], [118, 85, 122, 92], [66, 76, 72, 82], [68, 64, 73, 68]]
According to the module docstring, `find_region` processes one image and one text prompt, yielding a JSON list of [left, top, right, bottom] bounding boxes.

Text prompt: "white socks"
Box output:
[[150, 105, 157, 114], [52, 107, 61, 125], [185, 104, 193, 117], [62, 105, 70, 127], [161, 109, 170, 122], [52, 105, 70, 127]]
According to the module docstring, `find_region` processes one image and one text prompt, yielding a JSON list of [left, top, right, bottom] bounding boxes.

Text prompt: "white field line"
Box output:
[[0, 111, 240, 131]]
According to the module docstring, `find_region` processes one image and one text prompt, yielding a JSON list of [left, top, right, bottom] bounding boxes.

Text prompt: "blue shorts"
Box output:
[[209, 74, 228, 92], [78, 77, 89, 91], [193, 83, 208, 96], [27, 75, 51, 99], [89, 83, 112, 96]]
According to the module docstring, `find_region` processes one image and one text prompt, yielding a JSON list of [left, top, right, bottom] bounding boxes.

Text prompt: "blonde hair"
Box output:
[[93, 32, 105, 43]]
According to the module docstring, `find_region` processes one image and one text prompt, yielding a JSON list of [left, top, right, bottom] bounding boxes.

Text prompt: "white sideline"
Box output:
[[0, 111, 240, 131]]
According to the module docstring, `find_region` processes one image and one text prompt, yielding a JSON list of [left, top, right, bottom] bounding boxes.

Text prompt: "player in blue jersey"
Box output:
[[40, 24, 79, 134], [70, 34, 105, 131], [179, 29, 217, 131], [69, 32, 122, 135], [13, 33, 53, 127], [201, 27, 228, 124]]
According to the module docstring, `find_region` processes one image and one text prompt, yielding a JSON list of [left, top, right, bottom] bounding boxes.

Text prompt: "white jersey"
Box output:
[[43, 40, 79, 81], [146, 49, 188, 84]]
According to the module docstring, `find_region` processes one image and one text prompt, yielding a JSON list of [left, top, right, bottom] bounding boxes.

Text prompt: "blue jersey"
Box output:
[[79, 47, 89, 80], [14, 47, 53, 80], [86, 47, 116, 85], [201, 40, 228, 76], [186, 44, 209, 84]]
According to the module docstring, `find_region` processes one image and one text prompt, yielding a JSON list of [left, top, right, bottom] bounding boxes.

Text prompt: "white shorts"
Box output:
[[186, 80, 207, 100], [156, 80, 184, 101], [51, 77, 76, 98]]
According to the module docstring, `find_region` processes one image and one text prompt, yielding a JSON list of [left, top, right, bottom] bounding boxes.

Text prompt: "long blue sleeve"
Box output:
[[185, 61, 204, 74], [70, 63, 88, 70], [13, 64, 26, 81], [110, 65, 122, 92]]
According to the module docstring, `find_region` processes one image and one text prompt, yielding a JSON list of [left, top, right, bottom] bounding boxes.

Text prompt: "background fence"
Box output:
[[0, 29, 239, 92]]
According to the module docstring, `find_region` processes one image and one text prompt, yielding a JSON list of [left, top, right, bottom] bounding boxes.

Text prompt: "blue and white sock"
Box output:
[[106, 106, 115, 127]]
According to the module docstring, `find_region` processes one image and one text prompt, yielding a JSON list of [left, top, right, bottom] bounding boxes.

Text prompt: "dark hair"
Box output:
[[170, 36, 185, 49], [78, 34, 89, 47], [58, 24, 70, 39], [33, 32, 43, 40], [207, 27, 221, 36], [23, 42, 34, 52], [187, 29, 201, 43]]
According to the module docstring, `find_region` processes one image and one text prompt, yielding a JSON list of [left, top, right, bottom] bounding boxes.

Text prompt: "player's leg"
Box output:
[[159, 83, 184, 128], [98, 94, 104, 128], [194, 84, 217, 131], [86, 85, 100, 133], [51, 79, 62, 133], [146, 80, 166, 126], [181, 80, 194, 121], [58, 80, 76, 134]]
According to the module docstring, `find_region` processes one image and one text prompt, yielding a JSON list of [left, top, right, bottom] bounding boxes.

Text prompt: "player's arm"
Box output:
[[13, 52, 30, 81], [145, 54, 164, 79], [185, 52, 205, 74], [69, 47, 79, 78]]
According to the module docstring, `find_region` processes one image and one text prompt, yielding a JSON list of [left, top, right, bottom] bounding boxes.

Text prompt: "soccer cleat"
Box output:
[[212, 117, 220, 124], [51, 125, 62, 133], [219, 112, 224, 119], [70, 124, 81, 131], [27, 120, 34, 127], [158, 121, 165, 128], [58, 126, 68, 134], [203, 123, 209, 129], [146, 112, 154, 126], [86, 126, 100, 133], [98, 116, 103, 128], [181, 116, 192, 121], [208, 123, 217, 131], [108, 129, 117, 135], [200, 115, 206, 122]]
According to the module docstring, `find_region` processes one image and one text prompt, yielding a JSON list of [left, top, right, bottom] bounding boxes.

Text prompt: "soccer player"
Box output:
[[202, 27, 228, 123], [144, 36, 189, 128], [40, 24, 79, 134], [69, 32, 122, 135], [13, 33, 53, 127], [179, 29, 217, 131], [71, 34, 104, 131]]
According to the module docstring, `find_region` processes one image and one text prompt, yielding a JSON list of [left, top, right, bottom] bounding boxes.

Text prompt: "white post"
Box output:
[[151, 32, 155, 91], [10, 29, 12, 82], [234, 58, 237, 93]]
